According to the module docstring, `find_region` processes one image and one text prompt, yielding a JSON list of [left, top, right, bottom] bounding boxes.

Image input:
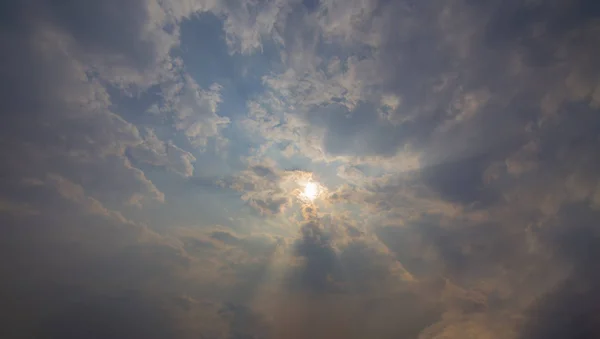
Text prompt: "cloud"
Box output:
[[0, 31, 165, 210], [15, 0, 181, 88], [220, 0, 291, 54], [518, 205, 600, 339], [0, 191, 187, 337], [39, 295, 178, 339], [289, 219, 343, 293], [246, 209, 443, 339], [0, 2, 237, 336], [0, 177, 283, 338], [223, 160, 316, 215], [239, 0, 600, 176], [161, 73, 231, 150], [3, 0, 600, 338], [129, 128, 197, 177], [46, 174, 137, 224]]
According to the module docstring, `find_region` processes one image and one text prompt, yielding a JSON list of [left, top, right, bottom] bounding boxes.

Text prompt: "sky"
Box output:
[[1, 0, 600, 338]]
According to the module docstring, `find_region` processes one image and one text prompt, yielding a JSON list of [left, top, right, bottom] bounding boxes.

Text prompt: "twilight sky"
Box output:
[[2, 0, 600, 338]]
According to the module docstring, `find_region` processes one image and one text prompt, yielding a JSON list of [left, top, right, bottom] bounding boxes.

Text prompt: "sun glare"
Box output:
[[303, 182, 319, 201]]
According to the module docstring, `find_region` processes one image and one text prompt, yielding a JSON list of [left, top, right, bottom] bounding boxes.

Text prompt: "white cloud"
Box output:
[[221, 0, 292, 54], [129, 128, 197, 177], [161, 74, 230, 150]]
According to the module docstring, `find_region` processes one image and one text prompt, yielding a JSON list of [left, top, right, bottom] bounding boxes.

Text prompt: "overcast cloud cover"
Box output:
[[2, 0, 600, 338]]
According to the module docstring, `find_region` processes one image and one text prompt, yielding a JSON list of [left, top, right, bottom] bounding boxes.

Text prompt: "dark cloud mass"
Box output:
[[1, 0, 600, 338]]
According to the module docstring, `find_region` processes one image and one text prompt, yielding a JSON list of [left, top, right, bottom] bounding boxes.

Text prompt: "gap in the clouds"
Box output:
[[177, 13, 279, 119], [177, 12, 284, 171], [105, 84, 164, 126], [104, 83, 251, 230]]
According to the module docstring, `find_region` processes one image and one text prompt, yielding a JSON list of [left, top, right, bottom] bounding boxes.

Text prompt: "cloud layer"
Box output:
[[2, 0, 600, 338]]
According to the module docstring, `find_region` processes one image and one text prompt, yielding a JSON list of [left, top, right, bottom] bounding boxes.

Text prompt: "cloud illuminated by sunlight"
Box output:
[[297, 180, 325, 204], [303, 182, 318, 201]]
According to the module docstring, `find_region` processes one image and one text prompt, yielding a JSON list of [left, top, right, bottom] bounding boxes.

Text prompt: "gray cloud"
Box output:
[[128, 128, 197, 177], [518, 205, 600, 339], [289, 219, 343, 293]]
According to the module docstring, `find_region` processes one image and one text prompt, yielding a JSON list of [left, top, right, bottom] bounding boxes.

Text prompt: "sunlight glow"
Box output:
[[303, 182, 319, 201]]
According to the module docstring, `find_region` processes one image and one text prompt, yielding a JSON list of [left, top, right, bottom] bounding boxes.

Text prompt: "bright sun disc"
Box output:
[[303, 182, 318, 201]]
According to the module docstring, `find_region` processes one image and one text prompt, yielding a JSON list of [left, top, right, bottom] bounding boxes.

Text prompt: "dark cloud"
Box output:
[[46, 0, 162, 66], [376, 214, 533, 285], [2, 0, 176, 90], [39, 295, 177, 339], [520, 205, 600, 339], [219, 303, 271, 339], [0, 211, 186, 338], [419, 153, 499, 205], [289, 220, 343, 293]]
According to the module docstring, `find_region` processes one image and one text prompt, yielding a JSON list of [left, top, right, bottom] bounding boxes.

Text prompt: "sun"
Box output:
[[302, 182, 319, 201]]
